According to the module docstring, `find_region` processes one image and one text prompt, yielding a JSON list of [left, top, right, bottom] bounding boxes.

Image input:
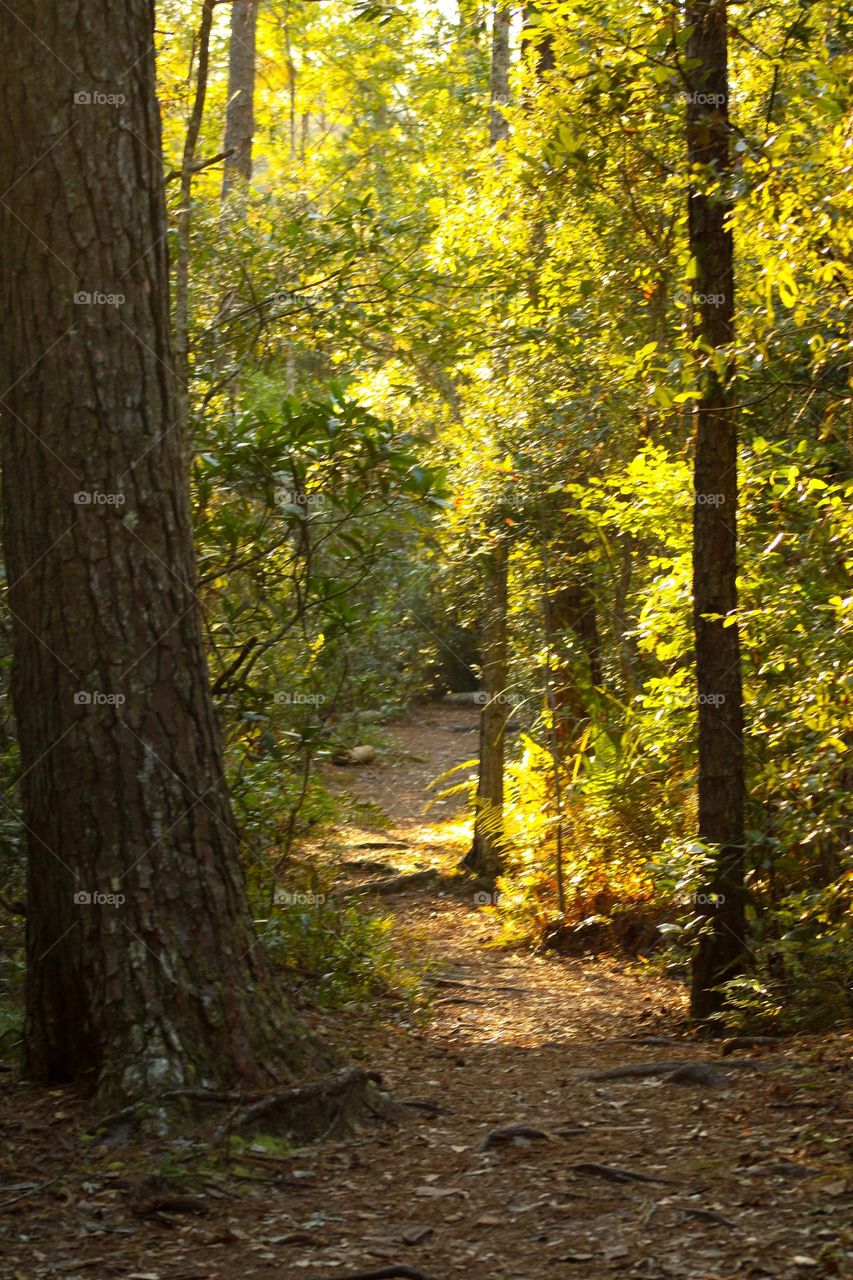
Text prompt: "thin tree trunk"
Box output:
[[613, 532, 638, 695], [464, 45, 515, 881], [489, 5, 511, 144], [685, 0, 748, 1019], [222, 0, 259, 197], [283, 12, 297, 161], [175, 0, 216, 455], [549, 576, 603, 747], [466, 542, 510, 881], [522, 3, 555, 77], [0, 0, 326, 1105], [541, 539, 567, 916]]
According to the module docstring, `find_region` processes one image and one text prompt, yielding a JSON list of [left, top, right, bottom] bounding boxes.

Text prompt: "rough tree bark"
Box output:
[[0, 0, 326, 1105], [222, 0, 259, 197], [489, 5, 511, 144], [684, 0, 748, 1018]]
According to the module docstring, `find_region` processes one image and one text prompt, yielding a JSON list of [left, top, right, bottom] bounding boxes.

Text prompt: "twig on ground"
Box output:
[[0, 1176, 61, 1210], [309, 1269, 443, 1280], [681, 1206, 738, 1228], [573, 1163, 683, 1186]]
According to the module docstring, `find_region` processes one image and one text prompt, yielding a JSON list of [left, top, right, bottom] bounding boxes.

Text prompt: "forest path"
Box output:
[[1, 706, 849, 1280], [294, 705, 852, 1280]]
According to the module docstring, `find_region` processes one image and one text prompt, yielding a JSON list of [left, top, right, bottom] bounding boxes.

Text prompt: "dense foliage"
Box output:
[[1, 0, 850, 1032]]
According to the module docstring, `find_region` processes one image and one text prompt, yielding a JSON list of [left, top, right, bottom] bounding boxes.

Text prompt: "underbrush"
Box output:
[[487, 731, 689, 955], [479, 717, 852, 1035], [712, 880, 853, 1034], [257, 893, 424, 1011]]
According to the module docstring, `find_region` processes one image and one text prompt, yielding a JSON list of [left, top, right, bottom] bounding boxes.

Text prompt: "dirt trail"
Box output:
[[1, 705, 850, 1280]]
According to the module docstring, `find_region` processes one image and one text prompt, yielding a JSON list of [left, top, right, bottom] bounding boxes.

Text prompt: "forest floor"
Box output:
[[1, 704, 851, 1280]]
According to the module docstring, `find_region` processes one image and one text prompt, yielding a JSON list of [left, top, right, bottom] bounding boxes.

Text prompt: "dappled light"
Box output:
[[0, 0, 850, 1275]]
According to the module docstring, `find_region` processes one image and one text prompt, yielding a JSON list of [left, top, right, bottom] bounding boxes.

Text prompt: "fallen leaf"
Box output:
[[414, 1185, 466, 1198]]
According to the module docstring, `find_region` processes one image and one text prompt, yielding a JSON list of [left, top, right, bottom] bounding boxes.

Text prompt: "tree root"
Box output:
[[479, 1123, 554, 1150], [721, 1035, 784, 1054], [338, 869, 440, 896], [581, 1058, 773, 1083], [89, 1066, 403, 1146], [210, 1066, 391, 1145]]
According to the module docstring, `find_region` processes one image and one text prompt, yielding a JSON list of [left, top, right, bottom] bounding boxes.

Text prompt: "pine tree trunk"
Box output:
[[222, 0, 259, 197], [684, 0, 748, 1019], [466, 543, 509, 881], [0, 0, 325, 1104]]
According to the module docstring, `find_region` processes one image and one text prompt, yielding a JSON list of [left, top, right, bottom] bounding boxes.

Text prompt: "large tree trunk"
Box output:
[[222, 0, 259, 197], [684, 0, 748, 1019], [0, 0, 323, 1105], [489, 4, 511, 144], [466, 542, 509, 881]]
